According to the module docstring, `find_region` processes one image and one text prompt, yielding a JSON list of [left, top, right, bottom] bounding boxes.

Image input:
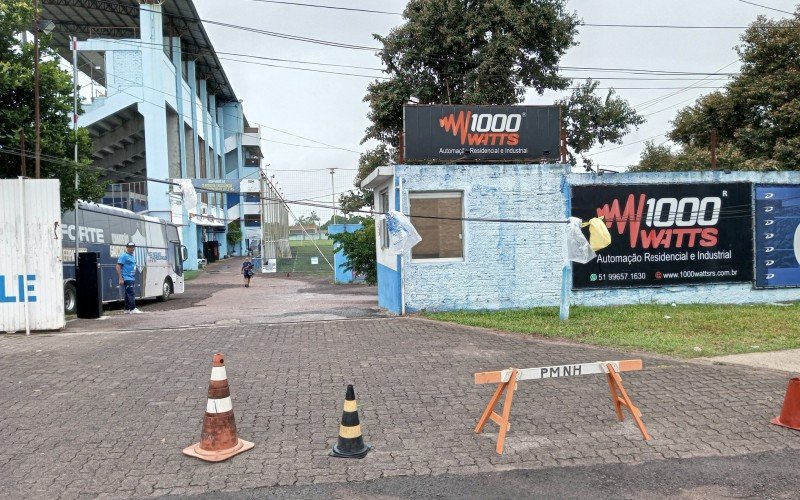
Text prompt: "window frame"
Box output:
[[408, 190, 465, 263], [378, 188, 390, 249]]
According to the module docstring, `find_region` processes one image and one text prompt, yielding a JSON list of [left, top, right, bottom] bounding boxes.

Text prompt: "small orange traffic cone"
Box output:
[[772, 377, 800, 431], [183, 353, 254, 462]]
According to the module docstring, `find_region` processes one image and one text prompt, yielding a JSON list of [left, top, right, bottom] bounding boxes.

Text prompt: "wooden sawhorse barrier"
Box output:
[[474, 359, 650, 454]]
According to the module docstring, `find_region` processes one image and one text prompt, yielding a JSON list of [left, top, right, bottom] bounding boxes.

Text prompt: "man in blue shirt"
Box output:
[[116, 242, 141, 314]]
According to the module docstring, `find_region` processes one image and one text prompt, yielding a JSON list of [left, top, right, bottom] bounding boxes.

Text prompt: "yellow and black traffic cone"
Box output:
[[330, 384, 371, 458]]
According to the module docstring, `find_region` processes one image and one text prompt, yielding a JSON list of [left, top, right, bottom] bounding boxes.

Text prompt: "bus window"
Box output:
[[146, 222, 167, 249]]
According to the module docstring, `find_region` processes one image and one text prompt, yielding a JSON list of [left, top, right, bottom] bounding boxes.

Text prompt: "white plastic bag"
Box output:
[[566, 216, 596, 264], [176, 179, 197, 211], [386, 210, 422, 255]]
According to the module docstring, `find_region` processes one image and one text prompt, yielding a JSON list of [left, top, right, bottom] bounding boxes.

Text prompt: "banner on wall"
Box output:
[[754, 185, 800, 288], [571, 183, 753, 289], [191, 179, 239, 193]]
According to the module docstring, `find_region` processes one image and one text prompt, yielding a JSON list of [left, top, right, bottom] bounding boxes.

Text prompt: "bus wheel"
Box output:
[[158, 278, 173, 302], [64, 282, 77, 314]]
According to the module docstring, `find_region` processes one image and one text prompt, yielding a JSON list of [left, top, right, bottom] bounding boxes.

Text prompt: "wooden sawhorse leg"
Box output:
[[605, 363, 650, 440], [475, 368, 519, 454]]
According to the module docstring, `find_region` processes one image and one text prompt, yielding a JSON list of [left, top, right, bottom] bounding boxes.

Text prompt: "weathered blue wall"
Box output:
[[397, 164, 568, 311], [328, 223, 364, 284], [381, 165, 800, 312], [378, 257, 401, 313]]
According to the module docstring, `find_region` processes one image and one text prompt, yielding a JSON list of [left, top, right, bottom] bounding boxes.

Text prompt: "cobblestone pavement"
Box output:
[[64, 257, 384, 333], [1, 316, 798, 498]]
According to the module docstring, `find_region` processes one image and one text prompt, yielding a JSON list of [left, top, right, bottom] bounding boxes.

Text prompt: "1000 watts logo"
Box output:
[[597, 194, 725, 249], [439, 110, 521, 146]]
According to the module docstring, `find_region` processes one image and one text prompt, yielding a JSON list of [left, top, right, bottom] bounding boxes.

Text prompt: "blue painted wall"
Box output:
[[378, 165, 800, 312], [328, 223, 365, 284], [377, 259, 402, 313]]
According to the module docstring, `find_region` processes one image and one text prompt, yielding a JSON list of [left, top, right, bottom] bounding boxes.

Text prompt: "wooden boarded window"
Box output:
[[409, 192, 463, 260]]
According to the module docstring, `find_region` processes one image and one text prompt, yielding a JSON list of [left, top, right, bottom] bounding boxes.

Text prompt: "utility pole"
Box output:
[[329, 167, 336, 225], [19, 129, 27, 176], [73, 36, 80, 268], [710, 129, 718, 170], [33, 0, 41, 178]]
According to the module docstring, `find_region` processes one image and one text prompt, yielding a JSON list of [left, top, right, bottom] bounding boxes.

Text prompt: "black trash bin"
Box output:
[[76, 252, 102, 319]]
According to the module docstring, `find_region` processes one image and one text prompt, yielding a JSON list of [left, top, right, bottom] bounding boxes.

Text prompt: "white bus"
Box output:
[[61, 203, 187, 314]]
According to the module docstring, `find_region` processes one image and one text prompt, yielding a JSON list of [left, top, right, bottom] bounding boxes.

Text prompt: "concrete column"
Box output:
[[187, 61, 200, 178], [139, 3, 170, 215], [235, 103, 246, 255], [171, 37, 187, 178]]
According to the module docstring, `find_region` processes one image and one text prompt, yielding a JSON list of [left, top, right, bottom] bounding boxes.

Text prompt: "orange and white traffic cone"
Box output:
[[772, 377, 800, 431], [183, 353, 254, 462]]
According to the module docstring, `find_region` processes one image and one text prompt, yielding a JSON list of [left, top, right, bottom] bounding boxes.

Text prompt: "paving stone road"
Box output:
[[1, 307, 798, 498], [63, 258, 385, 333]]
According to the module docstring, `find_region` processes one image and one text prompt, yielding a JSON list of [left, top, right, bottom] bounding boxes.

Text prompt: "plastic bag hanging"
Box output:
[[176, 179, 198, 211], [386, 210, 422, 255], [566, 217, 596, 264], [581, 216, 612, 251]]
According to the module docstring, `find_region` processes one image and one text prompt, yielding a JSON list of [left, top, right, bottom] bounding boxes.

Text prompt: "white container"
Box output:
[[0, 179, 64, 333]]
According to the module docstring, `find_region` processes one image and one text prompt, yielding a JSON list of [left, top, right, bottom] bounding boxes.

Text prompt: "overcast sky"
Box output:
[[194, 0, 796, 219]]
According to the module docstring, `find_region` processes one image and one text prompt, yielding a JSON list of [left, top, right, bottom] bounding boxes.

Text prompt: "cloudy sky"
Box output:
[[194, 0, 796, 219]]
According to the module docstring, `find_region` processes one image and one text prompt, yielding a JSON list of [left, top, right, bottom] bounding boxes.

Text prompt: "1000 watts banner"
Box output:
[[403, 105, 560, 162], [571, 183, 753, 289]]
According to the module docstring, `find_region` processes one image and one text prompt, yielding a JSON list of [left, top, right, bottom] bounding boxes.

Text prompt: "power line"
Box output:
[[243, 0, 799, 30], [246, 0, 401, 15], [0, 145, 758, 223], [736, 0, 795, 15]]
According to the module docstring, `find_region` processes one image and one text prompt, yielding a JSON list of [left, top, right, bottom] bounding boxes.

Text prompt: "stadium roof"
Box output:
[[42, 0, 239, 103]]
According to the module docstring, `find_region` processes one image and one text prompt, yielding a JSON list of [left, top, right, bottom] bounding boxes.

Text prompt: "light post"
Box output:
[[32, 0, 55, 178], [329, 168, 336, 225]]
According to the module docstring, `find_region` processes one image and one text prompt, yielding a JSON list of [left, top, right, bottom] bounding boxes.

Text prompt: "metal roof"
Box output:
[[42, 0, 239, 103]]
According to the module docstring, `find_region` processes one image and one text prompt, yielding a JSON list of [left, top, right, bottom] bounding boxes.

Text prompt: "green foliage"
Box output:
[[0, 0, 105, 209], [556, 79, 645, 166], [339, 144, 392, 213], [329, 218, 377, 285], [296, 211, 320, 226], [636, 10, 800, 172], [226, 221, 242, 247], [363, 0, 580, 145], [636, 140, 747, 172]]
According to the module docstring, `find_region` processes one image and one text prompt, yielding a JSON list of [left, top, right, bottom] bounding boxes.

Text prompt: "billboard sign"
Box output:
[[754, 185, 800, 288], [403, 105, 560, 162], [571, 183, 753, 289]]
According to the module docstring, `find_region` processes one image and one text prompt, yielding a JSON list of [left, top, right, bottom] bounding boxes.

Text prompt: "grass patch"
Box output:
[[424, 303, 800, 358], [277, 239, 335, 274], [183, 270, 203, 281]]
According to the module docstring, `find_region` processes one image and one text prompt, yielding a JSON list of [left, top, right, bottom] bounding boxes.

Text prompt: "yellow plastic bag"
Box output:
[[581, 216, 612, 251]]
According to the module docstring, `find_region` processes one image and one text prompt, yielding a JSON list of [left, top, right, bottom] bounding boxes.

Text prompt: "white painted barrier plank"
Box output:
[[474, 359, 643, 384]]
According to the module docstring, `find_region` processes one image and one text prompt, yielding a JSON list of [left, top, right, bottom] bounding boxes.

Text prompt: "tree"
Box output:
[[0, 0, 105, 209], [296, 211, 320, 226], [226, 221, 242, 248], [635, 10, 800, 172], [328, 218, 377, 285], [363, 0, 581, 148], [339, 144, 392, 213], [557, 79, 644, 167]]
